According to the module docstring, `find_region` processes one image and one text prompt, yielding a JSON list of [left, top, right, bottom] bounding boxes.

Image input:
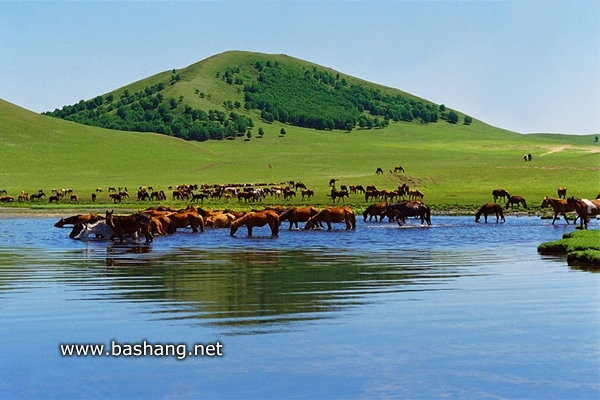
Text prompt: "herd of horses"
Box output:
[[52, 185, 599, 243]]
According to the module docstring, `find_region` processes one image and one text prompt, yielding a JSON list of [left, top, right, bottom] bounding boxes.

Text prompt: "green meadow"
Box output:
[[1, 98, 597, 210], [0, 50, 598, 210]]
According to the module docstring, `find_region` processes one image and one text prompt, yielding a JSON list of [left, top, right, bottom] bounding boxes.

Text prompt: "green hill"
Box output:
[[0, 51, 598, 208], [44, 51, 462, 141]]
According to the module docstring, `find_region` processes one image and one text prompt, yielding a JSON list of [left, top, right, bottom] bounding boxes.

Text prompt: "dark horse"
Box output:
[[506, 196, 527, 209], [492, 189, 510, 203], [475, 203, 505, 223], [105, 210, 153, 243], [567, 197, 600, 229], [386, 201, 431, 226]]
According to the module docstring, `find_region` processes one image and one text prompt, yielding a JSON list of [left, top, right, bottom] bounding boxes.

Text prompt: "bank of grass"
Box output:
[[538, 230, 600, 270]]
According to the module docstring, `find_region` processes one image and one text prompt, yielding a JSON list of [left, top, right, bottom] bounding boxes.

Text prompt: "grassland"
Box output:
[[2, 97, 597, 211], [1, 50, 598, 210]]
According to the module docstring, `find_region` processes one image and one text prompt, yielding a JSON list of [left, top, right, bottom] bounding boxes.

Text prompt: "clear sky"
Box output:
[[0, 1, 598, 134]]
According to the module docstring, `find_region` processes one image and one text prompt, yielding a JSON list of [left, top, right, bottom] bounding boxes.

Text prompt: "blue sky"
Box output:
[[0, 1, 598, 134]]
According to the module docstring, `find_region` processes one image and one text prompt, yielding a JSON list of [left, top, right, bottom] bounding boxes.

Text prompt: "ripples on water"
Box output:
[[0, 216, 598, 398]]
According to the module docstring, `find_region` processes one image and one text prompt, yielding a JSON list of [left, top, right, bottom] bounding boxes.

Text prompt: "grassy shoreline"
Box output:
[[538, 230, 600, 270]]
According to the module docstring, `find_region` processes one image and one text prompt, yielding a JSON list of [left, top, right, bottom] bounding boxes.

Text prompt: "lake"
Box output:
[[0, 215, 598, 398]]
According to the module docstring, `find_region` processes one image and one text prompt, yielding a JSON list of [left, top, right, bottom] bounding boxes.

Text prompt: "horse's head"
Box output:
[[229, 220, 239, 236], [54, 218, 65, 228], [541, 197, 550, 208]]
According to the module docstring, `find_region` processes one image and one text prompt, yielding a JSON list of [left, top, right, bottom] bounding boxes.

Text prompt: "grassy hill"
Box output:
[[1, 51, 598, 209]]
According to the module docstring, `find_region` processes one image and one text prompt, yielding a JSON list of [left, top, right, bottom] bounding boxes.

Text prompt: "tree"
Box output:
[[464, 115, 473, 125], [280, 128, 286, 136], [258, 127, 264, 136], [439, 104, 446, 112], [246, 130, 252, 139], [447, 111, 459, 124]]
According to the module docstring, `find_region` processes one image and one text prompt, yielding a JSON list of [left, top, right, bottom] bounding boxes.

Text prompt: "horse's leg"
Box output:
[[326, 221, 332, 231], [247, 225, 253, 237]]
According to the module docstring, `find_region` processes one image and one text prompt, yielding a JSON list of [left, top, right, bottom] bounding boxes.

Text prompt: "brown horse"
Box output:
[[301, 189, 314, 200], [105, 210, 153, 243], [305, 207, 356, 230], [492, 189, 510, 203], [475, 204, 505, 223], [363, 202, 390, 222], [541, 197, 575, 225], [0, 196, 14, 202], [567, 197, 600, 229], [54, 213, 102, 228], [205, 213, 236, 228], [408, 189, 424, 200], [230, 210, 280, 237], [506, 196, 527, 209], [393, 166, 405, 173], [278, 206, 320, 229], [166, 211, 205, 233], [557, 187, 567, 199], [376, 167, 384, 175]]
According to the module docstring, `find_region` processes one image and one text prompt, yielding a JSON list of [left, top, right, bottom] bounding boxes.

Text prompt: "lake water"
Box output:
[[0, 215, 598, 398]]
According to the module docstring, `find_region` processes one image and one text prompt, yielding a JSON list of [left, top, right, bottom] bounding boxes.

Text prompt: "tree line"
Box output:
[[43, 82, 254, 141]]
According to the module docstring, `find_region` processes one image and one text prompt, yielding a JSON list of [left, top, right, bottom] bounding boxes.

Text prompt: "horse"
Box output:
[[376, 167, 384, 175], [109, 193, 122, 203], [205, 213, 236, 228], [492, 189, 511, 203], [506, 196, 527, 209], [328, 188, 349, 203], [475, 203, 505, 223], [363, 202, 390, 222], [54, 213, 103, 228], [283, 189, 297, 201], [91, 193, 97, 202], [365, 190, 380, 202], [278, 206, 320, 229], [408, 189, 424, 200], [18, 193, 29, 202], [69, 194, 79, 202], [29, 192, 46, 201], [230, 210, 280, 237], [166, 211, 205, 233], [393, 166, 405, 173], [567, 197, 600, 229], [105, 210, 153, 243], [295, 182, 307, 190], [305, 207, 356, 230], [69, 220, 115, 240], [48, 195, 60, 203], [328, 178, 338, 187], [301, 189, 314, 200], [0, 196, 14, 202], [541, 197, 575, 225], [557, 187, 567, 199], [386, 201, 432, 226]]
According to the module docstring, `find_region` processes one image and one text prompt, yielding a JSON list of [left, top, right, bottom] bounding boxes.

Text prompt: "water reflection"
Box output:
[[0, 244, 486, 332]]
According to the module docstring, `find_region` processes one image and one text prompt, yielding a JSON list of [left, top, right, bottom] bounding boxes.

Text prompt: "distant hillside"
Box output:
[[43, 51, 469, 142]]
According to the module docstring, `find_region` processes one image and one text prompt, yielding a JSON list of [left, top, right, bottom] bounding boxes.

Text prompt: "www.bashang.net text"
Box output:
[[60, 340, 223, 360]]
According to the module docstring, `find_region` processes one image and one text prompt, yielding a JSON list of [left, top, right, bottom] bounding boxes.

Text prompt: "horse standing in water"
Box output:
[[541, 197, 575, 225], [230, 210, 279, 237], [304, 207, 356, 231], [475, 204, 505, 223], [386, 201, 431, 226], [567, 197, 600, 229]]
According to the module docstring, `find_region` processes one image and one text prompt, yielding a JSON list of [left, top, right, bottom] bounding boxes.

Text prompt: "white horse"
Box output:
[[69, 220, 115, 241]]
